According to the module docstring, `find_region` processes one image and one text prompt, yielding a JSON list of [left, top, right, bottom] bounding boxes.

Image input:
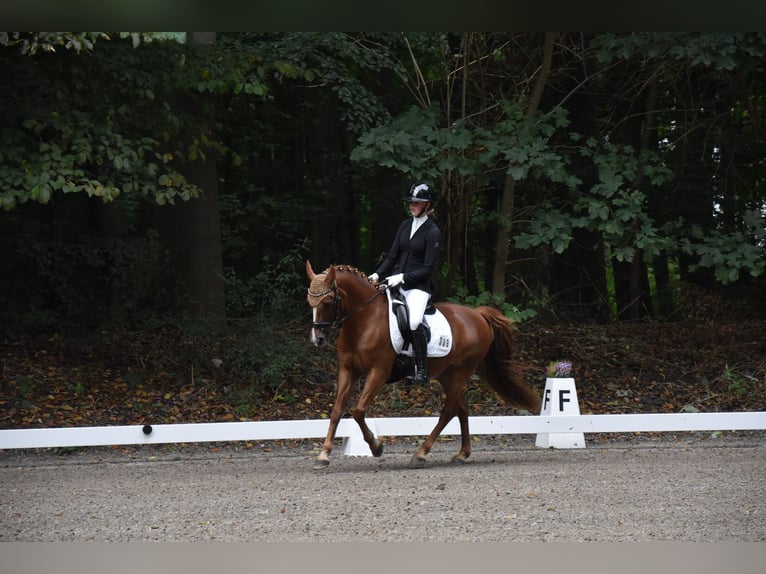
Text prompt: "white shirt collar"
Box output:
[[410, 213, 428, 238]]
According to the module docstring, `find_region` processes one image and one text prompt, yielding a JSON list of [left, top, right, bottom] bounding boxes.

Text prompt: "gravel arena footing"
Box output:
[[1, 431, 765, 542]]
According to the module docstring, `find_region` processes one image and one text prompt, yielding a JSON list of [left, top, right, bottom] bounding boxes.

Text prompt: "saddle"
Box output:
[[384, 287, 452, 384], [389, 287, 435, 350]]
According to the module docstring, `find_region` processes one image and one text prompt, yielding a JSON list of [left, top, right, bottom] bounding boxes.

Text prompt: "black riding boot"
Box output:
[[409, 324, 429, 385]]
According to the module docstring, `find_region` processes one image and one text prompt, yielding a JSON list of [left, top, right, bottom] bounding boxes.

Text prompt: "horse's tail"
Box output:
[[476, 306, 541, 413]]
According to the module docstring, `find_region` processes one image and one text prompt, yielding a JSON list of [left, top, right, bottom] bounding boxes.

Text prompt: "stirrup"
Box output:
[[407, 369, 429, 386]]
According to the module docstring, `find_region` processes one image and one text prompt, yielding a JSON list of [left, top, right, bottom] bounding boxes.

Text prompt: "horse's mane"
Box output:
[[324, 264, 379, 286]]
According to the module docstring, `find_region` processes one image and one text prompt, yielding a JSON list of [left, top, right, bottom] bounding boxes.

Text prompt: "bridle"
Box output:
[[308, 281, 386, 333], [308, 283, 339, 331]]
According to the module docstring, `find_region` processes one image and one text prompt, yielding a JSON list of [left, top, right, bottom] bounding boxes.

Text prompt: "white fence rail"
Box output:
[[1, 411, 765, 450]]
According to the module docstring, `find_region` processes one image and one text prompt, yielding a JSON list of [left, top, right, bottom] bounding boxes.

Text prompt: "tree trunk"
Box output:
[[612, 71, 657, 321], [440, 174, 468, 299], [550, 82, 612, 322], [491, 32, 554, 295]]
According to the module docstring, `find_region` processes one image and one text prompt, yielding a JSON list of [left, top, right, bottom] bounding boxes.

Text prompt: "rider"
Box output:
[[369, 183, 441, 385]]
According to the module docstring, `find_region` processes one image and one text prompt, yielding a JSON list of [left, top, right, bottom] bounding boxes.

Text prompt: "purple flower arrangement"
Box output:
[[547, 360, 572, 377]]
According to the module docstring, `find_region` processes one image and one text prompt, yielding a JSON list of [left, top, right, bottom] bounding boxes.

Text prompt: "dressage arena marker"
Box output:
[[535, 377, 586, 449], [1, 411, 765, 452]]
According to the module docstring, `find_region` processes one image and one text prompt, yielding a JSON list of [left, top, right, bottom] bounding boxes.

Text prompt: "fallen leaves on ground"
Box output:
[[1, 320, 765, 432]]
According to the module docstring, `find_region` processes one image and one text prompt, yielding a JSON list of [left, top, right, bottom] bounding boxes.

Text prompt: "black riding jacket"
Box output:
[[373, 217, 441, 293]]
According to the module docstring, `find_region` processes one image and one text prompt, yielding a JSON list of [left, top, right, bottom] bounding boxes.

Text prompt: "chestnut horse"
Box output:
[[306, 261, 540, 469]]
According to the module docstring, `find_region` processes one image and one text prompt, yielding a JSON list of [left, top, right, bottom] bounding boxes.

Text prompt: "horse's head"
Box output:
[[306, 260, 382, 348], [306, 261, 339, 348]]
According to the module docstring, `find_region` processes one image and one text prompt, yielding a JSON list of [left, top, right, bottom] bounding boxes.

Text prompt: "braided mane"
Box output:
[[325, 264, 379, 285]]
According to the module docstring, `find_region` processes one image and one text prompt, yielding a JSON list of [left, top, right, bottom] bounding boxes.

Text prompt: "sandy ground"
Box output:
[[1, 432, 764, 542]]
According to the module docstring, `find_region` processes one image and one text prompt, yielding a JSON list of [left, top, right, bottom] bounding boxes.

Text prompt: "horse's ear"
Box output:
[[306, 260, 315, 280], [326, 265, 336, 283]]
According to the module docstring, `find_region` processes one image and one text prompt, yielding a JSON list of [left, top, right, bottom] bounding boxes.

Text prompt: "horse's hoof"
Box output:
[[313, 459, 330, 470], [410, 454, 428, 468], [371, 441, 384, 458], [451, 454, 470, 464]]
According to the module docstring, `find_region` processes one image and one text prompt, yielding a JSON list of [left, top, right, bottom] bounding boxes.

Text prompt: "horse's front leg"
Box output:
[[314, 365, 356, 470], [350, 367, 389, 458]]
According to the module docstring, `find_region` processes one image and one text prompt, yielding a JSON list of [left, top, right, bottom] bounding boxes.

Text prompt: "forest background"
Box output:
[[1, 32, 765, 432]]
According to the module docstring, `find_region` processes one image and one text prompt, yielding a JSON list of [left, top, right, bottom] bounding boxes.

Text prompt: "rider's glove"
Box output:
[[368, 273, 379, 282], [386, 273, 404, 287]]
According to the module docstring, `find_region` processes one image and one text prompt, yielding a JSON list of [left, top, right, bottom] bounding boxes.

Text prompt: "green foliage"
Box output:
[[0, 32, 285, 211], [351, 105, 451, 180], [592, 32, 766, 71], [0, 35, 200, 210], [681, 210, 766, 284], [217, 318, 309, 398], [491, 105, 576, 186], [447, 286, 537, 323], [0, 111, 201, 211], [0, 32, 184, 55], [2, 31, 765, 333], [17, 375, 35, 399], [224, 241, 309, 318], [513, 202, 574, 255], [351, 101, 575, 188], [514, 139, 675, 262], [0, 32, 109, 54], [351, 32, 765, 312], [576, 141, 674, 261], [230, 32, 397, 133], [720, 365, 760, 399]]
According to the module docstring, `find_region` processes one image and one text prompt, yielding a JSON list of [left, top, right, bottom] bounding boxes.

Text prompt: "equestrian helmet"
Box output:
[[405, 183, 434, 203]]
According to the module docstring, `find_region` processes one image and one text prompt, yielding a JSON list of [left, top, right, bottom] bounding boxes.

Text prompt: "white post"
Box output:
[[535, 377, 586, 449]]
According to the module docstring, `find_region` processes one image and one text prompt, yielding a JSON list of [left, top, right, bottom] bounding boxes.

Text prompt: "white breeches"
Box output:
[[401, 288, 430, 331]]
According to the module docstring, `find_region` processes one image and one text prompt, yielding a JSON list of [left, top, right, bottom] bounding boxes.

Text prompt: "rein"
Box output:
[[309, 282, 387, 332]]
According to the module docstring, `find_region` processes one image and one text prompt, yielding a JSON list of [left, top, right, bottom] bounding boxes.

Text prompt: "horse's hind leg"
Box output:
[[412, 375, 471, 466], [451, 407, 471, 463], [351, 410, 384, 458], [412, 411, 453, 467]]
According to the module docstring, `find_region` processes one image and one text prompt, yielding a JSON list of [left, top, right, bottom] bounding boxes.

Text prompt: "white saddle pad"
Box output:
[[386, 290, 452, 357]]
